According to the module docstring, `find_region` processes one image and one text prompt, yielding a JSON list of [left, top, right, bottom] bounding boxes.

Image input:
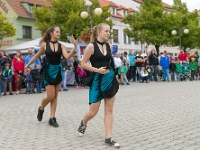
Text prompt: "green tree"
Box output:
[[169, 0, 199, 51], [0, 12, 16, 47], [122, 0, 168, 54], [33, 0, 113, 41]]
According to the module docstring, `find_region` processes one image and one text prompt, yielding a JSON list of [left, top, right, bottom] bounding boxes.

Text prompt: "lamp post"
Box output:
[[171, 27, 189, 49], [80, 0, 103, 28]]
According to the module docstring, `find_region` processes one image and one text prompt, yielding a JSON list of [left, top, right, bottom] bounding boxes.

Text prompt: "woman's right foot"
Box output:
[[105, 137, 120, 149], [48, 117, 59, 127], [78, 120, 87, 137], [37, 107, 44, 121]]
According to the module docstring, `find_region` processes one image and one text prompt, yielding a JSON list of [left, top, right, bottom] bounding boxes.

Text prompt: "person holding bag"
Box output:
[[77, 23, 120, 148], [25, 26, 77, 127]]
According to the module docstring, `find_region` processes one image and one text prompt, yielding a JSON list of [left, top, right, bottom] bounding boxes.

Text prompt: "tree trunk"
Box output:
[[155, 45, 160, 56]]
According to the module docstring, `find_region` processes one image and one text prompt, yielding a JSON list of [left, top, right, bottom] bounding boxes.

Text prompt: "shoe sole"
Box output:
[[78, 132, 84, 137], [105, 143, 120, 149]]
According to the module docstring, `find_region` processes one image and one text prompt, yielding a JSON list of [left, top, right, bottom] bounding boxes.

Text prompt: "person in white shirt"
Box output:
[[140, 67, 149, 83], [113, 53, 122, 80]]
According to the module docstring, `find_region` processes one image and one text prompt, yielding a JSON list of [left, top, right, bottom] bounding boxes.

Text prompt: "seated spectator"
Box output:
[[140, 67, 149, 83]]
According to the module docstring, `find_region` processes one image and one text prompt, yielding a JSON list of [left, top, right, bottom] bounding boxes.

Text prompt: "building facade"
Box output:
[[0, 0, 50, 50]]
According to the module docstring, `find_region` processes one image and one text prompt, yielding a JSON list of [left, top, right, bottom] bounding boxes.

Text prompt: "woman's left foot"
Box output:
[[105, 137, 120, 149], [48, 117, 59, 127]]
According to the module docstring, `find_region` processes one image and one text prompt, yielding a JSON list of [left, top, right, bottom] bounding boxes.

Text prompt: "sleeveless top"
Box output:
[[90, 42, 112, 69], [45, 42, 62, 65]]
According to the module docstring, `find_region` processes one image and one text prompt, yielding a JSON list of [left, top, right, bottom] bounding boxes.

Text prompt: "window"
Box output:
[[175, 53, 177, 56], [134, 41, 139, 45], [123, 32, 127, 44], [29, 4, 34, 13], [123, 10, 127, 16], [112, 7, 116, 15], [128, 37, 131, 44], [23, 26, 32, 38], [113, 29, 118, 43]]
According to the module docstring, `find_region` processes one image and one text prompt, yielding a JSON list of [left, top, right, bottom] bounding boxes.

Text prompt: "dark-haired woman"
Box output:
[[149, 49, 159, 81], [25, 26, 77, 127], [77, 23, 120, 148]]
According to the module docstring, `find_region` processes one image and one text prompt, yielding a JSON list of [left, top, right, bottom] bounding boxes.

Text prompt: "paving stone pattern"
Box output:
[[0, 81, 200, 150]]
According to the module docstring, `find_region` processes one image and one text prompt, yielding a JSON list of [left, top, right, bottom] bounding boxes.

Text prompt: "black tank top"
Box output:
[[90, 42, 112, 69], [45, 42, 62, 65]]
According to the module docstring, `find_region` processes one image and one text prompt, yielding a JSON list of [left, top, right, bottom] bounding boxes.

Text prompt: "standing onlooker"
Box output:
[[12, 50, 24, 94], [178, 49, 188, 63], [61, 56, 68, 91], [127, 50, 135, 81], [1, 63, 13, 95], [73, 55, 80, 88], [148, 49, 159, 81], [169, 59, 176, 81], [31, 64, 43, 93], [160, 51, 170, 81], [24, 68, 33, 94], [134, 51, 143, 82], [189, 58, 198, 80], [113, 53, 122, 78], [25, 49, 41, 69], [118, 61, 129, 85], [25, 48, 41, 92], [76, 61, 87, 89], [176, 60, 182, 81], [5, 55, 12, 68], [0, 51, 6, 94]]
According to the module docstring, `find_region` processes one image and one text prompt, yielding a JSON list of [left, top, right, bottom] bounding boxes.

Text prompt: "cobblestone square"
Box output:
[[0, 81, 200, 150]]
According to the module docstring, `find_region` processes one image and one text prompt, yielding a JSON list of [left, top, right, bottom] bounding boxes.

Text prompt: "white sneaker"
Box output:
[[1, 92, 4, 96], [16, 90, 19, 95]]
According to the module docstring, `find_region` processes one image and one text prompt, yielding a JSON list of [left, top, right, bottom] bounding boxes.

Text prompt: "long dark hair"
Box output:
[[40, 26, 59, 44]]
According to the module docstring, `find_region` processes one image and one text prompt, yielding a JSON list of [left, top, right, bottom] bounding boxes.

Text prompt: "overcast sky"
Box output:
[[162, 0, 200, 11]]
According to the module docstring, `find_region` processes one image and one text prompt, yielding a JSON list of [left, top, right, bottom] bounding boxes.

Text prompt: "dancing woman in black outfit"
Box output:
[[78, 23, 120, 148], [25, 26, 77, 127]]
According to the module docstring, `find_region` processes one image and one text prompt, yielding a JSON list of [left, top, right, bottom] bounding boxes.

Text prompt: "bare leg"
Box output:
[[104, 95, 116, 139], [40, 85, 56, 110], [83, 101, 101, 125], [50, 82, 61, 118]]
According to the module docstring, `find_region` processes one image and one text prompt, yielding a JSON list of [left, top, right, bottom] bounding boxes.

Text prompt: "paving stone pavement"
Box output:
[[1, 81, 200, 150]]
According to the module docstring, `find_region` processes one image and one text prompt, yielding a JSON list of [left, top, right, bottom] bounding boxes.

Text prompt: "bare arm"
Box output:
[[81, 43, 107, 74], [61, 37, 77, 60], [25, 43, 45, 68]]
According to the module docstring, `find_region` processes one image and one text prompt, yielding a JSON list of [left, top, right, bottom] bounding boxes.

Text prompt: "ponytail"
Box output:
[[90, 23, 109, 43], [40, 26, 59, 45]]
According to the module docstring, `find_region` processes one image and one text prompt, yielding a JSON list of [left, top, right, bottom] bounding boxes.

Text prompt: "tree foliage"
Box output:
[[33, 0, 113, 41], [169, 0, 199, 51], [122, 0, 200, 54], [0, 12, 16, 47]]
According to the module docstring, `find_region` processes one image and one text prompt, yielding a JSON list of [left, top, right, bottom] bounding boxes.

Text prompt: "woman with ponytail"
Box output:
[[25, 26, 77, 127], [78, 23, 120, 148]]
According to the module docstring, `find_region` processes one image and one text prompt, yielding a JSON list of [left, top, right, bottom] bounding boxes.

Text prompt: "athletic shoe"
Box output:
[[48, 117, 59, 127], [78, 120, 87, 137], [37, 107, 44, 121], [16, 90, 19, 95], [105, 137, 120, 149], [126, 83, 130, 85]]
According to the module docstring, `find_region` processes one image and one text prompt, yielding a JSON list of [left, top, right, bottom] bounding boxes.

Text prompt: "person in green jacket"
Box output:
[[118, 61, 130, 85], [189, 58, 198, 80], [175, 60, 182, 81]]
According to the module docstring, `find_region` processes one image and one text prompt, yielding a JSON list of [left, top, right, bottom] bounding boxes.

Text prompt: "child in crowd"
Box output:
[[118, 61, 130, 85], [189, 58, 198, 80], [76, 61, 87, 89], [31, 64, 43, 93], [24, 67, 33, 94], [1, 63, 13, 96], [169, 59, 176, 81], [175, 60, 182, 81], [140, 67, 149, 83]]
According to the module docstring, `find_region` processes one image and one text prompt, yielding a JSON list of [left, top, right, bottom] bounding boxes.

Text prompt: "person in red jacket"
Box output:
[[12, 50, 24, 94], [76, 61, 87, 89]]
